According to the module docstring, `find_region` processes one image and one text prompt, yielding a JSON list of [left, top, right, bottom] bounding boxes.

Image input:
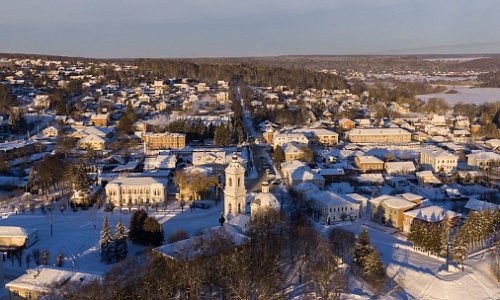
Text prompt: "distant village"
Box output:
[[0, 56, 499, 299]]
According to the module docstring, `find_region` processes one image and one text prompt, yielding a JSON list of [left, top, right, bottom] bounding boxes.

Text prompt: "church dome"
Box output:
[[251, 182, 280, 214]]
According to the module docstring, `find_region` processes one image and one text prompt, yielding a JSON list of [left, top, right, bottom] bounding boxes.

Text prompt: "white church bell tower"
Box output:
[[224, 154, 247, 220]]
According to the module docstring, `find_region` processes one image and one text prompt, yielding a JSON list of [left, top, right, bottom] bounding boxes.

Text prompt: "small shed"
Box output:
[[0, 226, 38, 251]]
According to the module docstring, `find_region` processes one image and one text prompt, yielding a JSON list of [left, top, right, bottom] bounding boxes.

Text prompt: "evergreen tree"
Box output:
[[117, 101, 137, 134], [272, 145, 285, 164], [143, 216, 164, 247], [407, 219, 424, 249], [364, 249, 386, 292], [353, 229, 373, 269], [99, 216, 114, 264], [128, 210, 148, 244], [214, 124, 231, 146], [114, 219, 128, 262], [452, 233, 469, 265], [440, 219, 451, 256]]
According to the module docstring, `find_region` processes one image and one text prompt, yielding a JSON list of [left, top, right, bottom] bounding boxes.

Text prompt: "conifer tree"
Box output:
[[407, 219, 424, 249], [353, 229, 373, 269], [99, 216, 114, 264], [143, 216, 164, 247], [272, 145, 285, 164], [129, 209, 148, 244], [214, 124, 231, 146], [364, 249, 386, 292], [452, 233, 469, 265], [114, 219, 128, 262]]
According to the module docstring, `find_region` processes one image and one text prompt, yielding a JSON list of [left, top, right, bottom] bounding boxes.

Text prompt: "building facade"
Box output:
[[142, 132, 186, 150], [345, 128, 412, 143], [370, 195, 418, 228], [354, 155, 385, 172], [419, 146, 458, 174], [402, 206, 461, 233], [105, 177, 166, 207]]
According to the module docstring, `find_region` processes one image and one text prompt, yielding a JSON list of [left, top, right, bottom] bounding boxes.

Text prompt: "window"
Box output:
[[229, 178, 232, 187]]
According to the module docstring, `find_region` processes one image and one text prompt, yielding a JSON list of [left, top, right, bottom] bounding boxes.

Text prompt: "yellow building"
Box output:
[[142, 132, 186, 150], [345, 128, 412, 143], [354, 155, 384, 173], [370, 195, 418, 228]]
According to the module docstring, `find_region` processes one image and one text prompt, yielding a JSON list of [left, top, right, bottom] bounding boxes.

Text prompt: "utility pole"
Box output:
[[49, 212, 53, 237]]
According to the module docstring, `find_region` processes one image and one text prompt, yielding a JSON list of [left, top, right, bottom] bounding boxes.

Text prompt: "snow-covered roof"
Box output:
[[290, 168, 324, 181], [318, 168, 345, 176], [107, 176, 164, 186], [281, 160, 308, 172], [385, 161, 416, 173], [347, 128, 411, 136], [370, 195, 416, 210], [357, 173, 384, 184], [464, 198, 499, 212], [252, 189, 280, 210], [306, 190, 353, 206], [466, 151, 500, 161], [6, 266, 102, 294], [294, 182, 320, 193], [420, 146, 458, 159], [154, 225, 247, 260], [344, 193, 369, 203], [404, 205, 461, 222], [0, 226, 30, 238], [112, 161, 139, 172], [397, 193, 424, 202], [356, 155, 384, 164]]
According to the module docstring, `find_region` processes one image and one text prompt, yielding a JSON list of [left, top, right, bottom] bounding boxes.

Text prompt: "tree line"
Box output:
[[134, 59, 348, 91]]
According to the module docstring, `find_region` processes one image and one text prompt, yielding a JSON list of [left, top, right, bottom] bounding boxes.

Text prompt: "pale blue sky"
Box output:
[[2, 0, 500, 58]]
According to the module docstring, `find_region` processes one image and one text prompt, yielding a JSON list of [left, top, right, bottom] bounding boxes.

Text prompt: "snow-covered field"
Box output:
[[417, 86, 500, 106], [0, 197, 499, 299], [0, 201, 222, 281]]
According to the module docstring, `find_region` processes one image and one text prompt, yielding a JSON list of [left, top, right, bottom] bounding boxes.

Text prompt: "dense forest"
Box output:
[[478, 71, 500, 87], [134, 59, 348, 90]]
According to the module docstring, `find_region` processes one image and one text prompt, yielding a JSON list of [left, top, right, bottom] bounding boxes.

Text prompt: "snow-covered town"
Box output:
[[0, 55, 499, 299]]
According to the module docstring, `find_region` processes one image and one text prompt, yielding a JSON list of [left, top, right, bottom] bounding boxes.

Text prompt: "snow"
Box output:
[[0, 188, 498, 299], [313, 217, 500, 300], [417, 86, 500, 106]]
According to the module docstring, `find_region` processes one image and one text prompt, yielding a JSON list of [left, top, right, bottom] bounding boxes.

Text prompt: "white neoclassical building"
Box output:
[[105, 176, 166, 207], [224, 155, 247, 220], [419, 146, 458, 174]]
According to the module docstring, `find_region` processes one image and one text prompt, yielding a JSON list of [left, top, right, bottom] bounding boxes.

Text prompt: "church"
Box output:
[[223, 154, 280, 222]]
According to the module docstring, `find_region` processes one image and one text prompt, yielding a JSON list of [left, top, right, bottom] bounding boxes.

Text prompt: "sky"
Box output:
[[3, 0, 500, 58]]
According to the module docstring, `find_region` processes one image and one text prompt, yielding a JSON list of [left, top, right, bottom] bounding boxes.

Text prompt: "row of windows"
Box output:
[[109, 189, 162, 196], [328, 206, 353, 212]]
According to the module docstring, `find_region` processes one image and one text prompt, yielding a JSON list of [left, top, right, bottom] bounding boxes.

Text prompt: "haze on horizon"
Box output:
[[3, 0, 500, 59]]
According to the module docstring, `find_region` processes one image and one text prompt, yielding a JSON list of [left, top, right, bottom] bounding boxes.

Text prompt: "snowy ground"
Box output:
[[0, 200, 223, 282], [0, 195, 499, 299], [314, 216, 500, 300], [416, 86, 500, 106]]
